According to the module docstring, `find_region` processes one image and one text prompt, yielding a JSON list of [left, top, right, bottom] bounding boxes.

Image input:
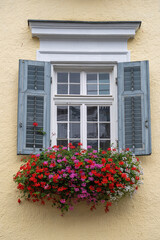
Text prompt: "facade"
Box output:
[[0, 1, 160, 240]]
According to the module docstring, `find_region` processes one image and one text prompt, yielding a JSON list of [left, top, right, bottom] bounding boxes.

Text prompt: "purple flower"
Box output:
[[93, 150, 97, 153], [87, 145, 92, 149], [48, 147, 52, 150], [81, 183, 86, 187], [63, 173, 67, 178], [62, 147, 67, 150], [43, 161, 48, 165], [71, 156, 76, 160], [89, 177, 94, 181], [89, 172, 93, 176], [74, 188, 79, 192], [49, 174, 53, 179], [60, 199, 66, 204], [57, 159, 62, 163], [74, 159, 79, 163], [36, 154, 40, 157], [70, 174, 75, 179], [101, 200, 105, 203]]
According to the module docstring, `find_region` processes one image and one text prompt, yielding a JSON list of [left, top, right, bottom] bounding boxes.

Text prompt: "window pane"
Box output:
[[99, 84, 110, 95], [87, 73, 97, 83], [87, 106, 97, 121], [100, 140, 110, 150], [69, 106, 80, 121], [57, 140, 68, 147], [57, 106, 68, 121], [70, 140, 80, 147], [57, 72, 68, 83], [99, 73, 109, 83], [58, 123, 67, 138], [99, 123, 110, 138], [87, 84, 97, 95], [70, 73, 80, 83], [57, 84, 68, 94], [99, 106, 110, 122], [69, 123, 80, 138], [87, 123, 98, 138], [69, 84, 80, 94], [87, 140, 98, 150]]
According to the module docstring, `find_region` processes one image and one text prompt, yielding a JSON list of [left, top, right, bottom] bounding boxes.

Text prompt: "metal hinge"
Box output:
[[50, 139, 52, 146], [50, 77, 52, 84], [115, 77, 118, 85], [19, 122, 22, 128]]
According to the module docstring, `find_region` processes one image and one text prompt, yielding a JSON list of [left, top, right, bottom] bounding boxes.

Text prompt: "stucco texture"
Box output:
[[0, 0, 160, 240]]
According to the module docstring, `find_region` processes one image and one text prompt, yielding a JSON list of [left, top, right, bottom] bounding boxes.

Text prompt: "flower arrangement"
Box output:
[[13, 144, 143, 215]]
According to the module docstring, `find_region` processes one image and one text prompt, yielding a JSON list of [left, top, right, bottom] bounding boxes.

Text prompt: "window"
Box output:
[[51, 66, 117, 150], [17, 21, 151, 155]]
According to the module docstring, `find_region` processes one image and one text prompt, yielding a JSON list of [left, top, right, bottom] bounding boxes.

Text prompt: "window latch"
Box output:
[[145, 120, 149, 128]]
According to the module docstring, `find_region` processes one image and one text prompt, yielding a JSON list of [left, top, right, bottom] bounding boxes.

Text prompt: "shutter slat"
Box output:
[[17, 60, 51, 154], [118, 61, 151, 155]]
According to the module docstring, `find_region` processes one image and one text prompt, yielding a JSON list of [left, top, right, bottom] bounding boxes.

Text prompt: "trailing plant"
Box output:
[[13, 144, 143, 215]]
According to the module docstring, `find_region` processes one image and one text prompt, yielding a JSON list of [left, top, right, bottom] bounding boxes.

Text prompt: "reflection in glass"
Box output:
[[100, 140, 110, 150], [87, 73, 97, 83], [58, 123, 67, 138], [87, 84, 97, 95], [87, 140, 98, 150], [87, 123, 98, 138], [99, 73, 109, 83], [57, 140, 68, 147], [99, 123, 110, 138], [57, 106, 68, 121], [70, 84, 80, 94], [87, 107, 97, 121], [99, 84, 110, 95], [99, 107, 110, 122], [57, 73, 68, 83], [69, 106, 80, 121], [69, 123, 80, 138], [57, 84, 68, 94], [70, 73, 80, 83]]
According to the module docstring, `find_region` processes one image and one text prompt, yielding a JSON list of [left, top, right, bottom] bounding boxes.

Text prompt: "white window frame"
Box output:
[[51, 63, 118, 149]]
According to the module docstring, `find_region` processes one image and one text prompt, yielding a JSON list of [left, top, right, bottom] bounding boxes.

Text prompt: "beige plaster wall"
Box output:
[[0, 0, 160, 240]]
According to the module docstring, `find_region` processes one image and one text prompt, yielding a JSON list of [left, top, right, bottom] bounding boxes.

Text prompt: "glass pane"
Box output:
[[70, 140, 80, 147], [99, 84, 110, 95], [99, 73, 109, 83], [70, 73, 80, 83], [57, 106, 68, 121], [69, 84, 80, 94], [57, 84, 68, 94], [69, 106, 80, 121], [87, 73, 97, 83], [99, 123, 110, 138], [87, 84, 97, 95], [57, 72, 68, 83], [57, 140, 68, 147], [100, 140, 110, 150], [87, 123, 98, 138], [99, 106, 110, 122], [69, 123, 80, 138], [87, 106, 97, 121], [58, 123, 67, 138], [87, 140, 98, 150]]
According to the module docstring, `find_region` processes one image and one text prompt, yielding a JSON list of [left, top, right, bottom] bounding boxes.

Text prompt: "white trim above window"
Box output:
[[28, 20, 141, 63]]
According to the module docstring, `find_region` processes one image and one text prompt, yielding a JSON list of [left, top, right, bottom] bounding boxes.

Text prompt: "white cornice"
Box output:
[[28, 20, 141, 39]]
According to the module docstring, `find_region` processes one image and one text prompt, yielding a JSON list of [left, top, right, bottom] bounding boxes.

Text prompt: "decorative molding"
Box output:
[[28, 20, 140, 62]]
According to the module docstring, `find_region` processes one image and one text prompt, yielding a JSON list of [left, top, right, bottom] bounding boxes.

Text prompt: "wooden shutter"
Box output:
[[118, 61, 151, 155], [17, 60, 51, 154]]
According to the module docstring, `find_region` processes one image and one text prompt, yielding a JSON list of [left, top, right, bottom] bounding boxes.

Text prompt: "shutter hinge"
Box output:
[[19, 122, 22, 128], [50, 77, 52, 84], [115, 77, 118, 85], [50, 139, 52, 147]]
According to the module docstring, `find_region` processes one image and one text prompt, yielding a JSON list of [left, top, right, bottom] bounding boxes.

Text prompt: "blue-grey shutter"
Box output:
[[118, 61, 151, 155], [17, 60, 51, 154]]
